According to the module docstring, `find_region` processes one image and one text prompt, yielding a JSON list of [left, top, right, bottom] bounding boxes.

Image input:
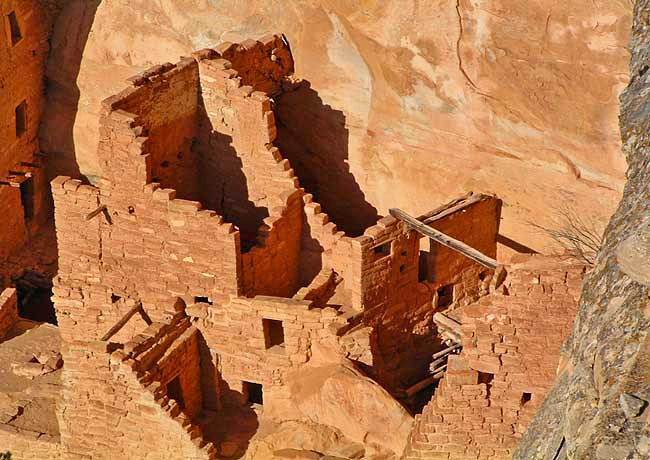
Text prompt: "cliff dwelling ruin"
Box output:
[[0, 1, 632, 459]]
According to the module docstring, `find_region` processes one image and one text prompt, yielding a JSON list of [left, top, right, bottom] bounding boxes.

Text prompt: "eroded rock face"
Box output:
[[515, 1, 650, 458], [41, 0, 631, 253]]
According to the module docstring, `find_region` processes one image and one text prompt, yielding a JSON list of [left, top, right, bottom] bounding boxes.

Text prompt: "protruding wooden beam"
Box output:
[[432, 342, 462, 360], [101, 302, 143, 342], [390, 208, 499, 270], [83, 204, 107, 221]]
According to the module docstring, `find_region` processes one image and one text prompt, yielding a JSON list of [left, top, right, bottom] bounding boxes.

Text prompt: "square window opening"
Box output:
[[194, 296, 213, 305], [8, 12, 22, 45], [521, 392, 532, 406], [373, 242, 391, 257], [437, 284, 454, 308], [478, 372, 494, 385], [15, 100, 27, 137], [244, 381, 263, 405], [263, 318, 285, 349], [166, 375, 185, 409], [19, 178, 34, 220]]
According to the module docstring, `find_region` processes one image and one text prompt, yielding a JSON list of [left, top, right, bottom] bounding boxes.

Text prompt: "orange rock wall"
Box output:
[[0, 288, 18, 341], [403, 259, 585, 459]]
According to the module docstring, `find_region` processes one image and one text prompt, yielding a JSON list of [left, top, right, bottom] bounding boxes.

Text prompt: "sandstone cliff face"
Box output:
[[41, 0, 631, 254], [515, 2, 650, 458]]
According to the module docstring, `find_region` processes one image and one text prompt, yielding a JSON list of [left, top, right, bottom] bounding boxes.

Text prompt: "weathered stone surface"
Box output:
[[514, 2, 650, 458], [282, 358, 413, 456]]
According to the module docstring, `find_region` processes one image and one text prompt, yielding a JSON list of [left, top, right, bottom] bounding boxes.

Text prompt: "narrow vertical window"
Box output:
[[8, 11, 22, 46], [15, 100, 27, 137]]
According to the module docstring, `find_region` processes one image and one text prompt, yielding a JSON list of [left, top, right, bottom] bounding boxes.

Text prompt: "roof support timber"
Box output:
[[389, 208, 499, 270]]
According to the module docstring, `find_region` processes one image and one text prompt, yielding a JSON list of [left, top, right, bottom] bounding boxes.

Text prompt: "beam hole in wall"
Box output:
[[8, 11, 22, 46], [437, 284, 454, 308], [15, 100, 27, 137], [243, 381, 263, 405], [19, 178, 34, 221], [194, 296, 213, 305], [263, 318, 285, 350], [166, 375, 185, 409]]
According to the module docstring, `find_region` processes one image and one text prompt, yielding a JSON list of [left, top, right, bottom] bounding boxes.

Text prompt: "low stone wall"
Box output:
[[0, 287, 18, 341], [0, 425, 62, 460]]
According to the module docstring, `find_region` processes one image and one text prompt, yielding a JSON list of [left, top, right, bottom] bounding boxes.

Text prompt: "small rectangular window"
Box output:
[[521, 392, 532, 406], [15, 100, 27, 137], [244, 381, 263, 405], [167, 375, 185, 409], [263, 318, 285, 349], [194, 296, 213, 305], [8, 11, 22, 46]]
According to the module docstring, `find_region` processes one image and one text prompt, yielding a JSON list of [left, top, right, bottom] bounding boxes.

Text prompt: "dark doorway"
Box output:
[[244, 381, 263, 405], [167, 375, 185, 409], [15, 271, 56, 325], [19, 178, 34, 220], [437, 284, 454, 308]]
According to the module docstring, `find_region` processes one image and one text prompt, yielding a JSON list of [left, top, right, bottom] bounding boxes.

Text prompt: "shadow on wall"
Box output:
[[205, 372, 260, 458], [274, 80, 379, 237], [40, 0, 101, 183], [195, 99, 269, 252]]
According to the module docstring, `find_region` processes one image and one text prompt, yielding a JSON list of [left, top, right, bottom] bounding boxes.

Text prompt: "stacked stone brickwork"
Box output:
[[403, 256, 586, 459], [0, 427, 62, 460], [0, 287, 18, 341], [190, 295, 345, 399], [0, 0, 59, 258], [424, 196, 502, 307], [59, 339, 214, 460]]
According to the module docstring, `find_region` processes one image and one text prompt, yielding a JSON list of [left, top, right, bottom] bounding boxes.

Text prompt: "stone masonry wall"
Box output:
[[0, 425, 62, 460], [190, 295, 344, 407], [217, 35, 294, 95], [195, 37, 302, 297], [107, 59, 200, 201], [58, 338, 213, 460], [403, 256, 586, 459], [0, 287, 18, 341], [424, 196, 501, 307], [51, 174, 240, 342]]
